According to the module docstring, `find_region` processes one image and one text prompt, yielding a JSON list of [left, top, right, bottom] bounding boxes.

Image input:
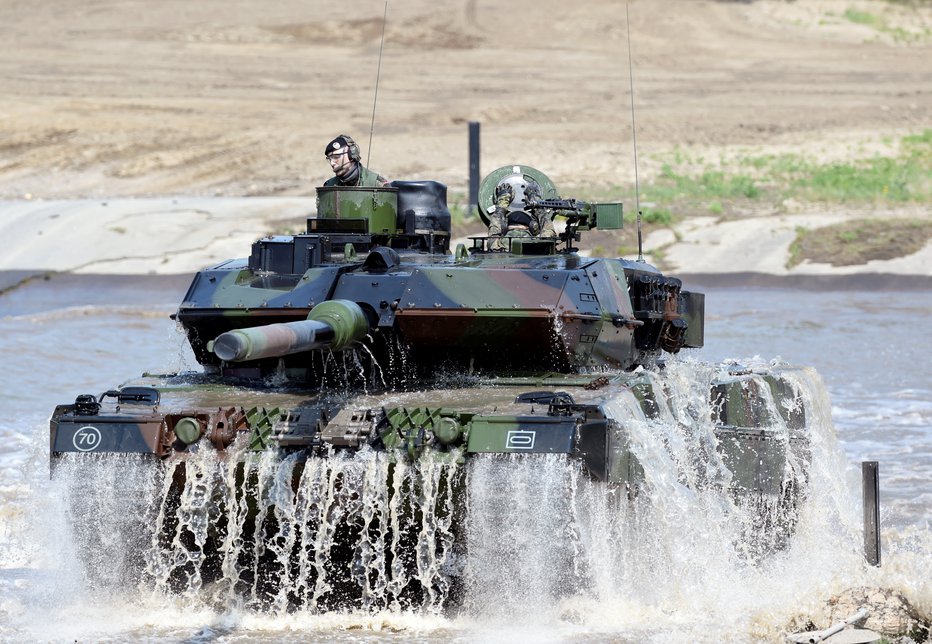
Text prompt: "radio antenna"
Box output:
[[367, 0, 389, 166], [625, 2, 644, 262]]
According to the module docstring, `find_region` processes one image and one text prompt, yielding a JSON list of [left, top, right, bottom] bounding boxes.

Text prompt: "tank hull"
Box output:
[[51, 362, 813, 610]]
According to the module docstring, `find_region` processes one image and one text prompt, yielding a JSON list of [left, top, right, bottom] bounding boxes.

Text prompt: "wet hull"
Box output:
[[50, 361, 816, 611]]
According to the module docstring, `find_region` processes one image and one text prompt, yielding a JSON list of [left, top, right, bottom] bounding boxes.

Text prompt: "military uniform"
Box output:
[[323, 134, 390, 188], [488, 182, 556, 250], [323, 164, 389, 188]]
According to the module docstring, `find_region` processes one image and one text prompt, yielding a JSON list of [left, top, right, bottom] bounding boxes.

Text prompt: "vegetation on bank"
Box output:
[[576, 129, 932, 263], [836, 2, 932, 43], [320, 129, 931, 268], [785, 0, 932, 43], [637, 128, 931, 220], [787, 218, 932, 268]]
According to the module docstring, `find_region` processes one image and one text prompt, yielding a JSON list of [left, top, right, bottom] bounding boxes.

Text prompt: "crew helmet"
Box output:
[[324, 134, 360, 161]]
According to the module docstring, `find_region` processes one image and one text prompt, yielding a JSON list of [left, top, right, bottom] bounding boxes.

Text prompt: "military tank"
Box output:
[[49, 166, 812, 611]]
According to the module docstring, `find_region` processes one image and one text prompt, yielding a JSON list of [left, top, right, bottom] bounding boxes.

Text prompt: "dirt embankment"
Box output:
[[0, 0, 929, 275]]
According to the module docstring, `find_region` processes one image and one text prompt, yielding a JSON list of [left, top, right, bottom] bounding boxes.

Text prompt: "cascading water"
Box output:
[[24, 358, 902, 642], [462, 454, 586, 622], [118, 446, 462, 614], [45, 454, 165, 595]]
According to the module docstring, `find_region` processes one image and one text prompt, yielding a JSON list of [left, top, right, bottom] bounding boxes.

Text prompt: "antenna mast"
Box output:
[[625, 3, 644, 262], [367, 1, 389, 166]]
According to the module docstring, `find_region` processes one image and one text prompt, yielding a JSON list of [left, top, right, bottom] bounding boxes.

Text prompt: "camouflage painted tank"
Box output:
[[49, 166, 811, 610]]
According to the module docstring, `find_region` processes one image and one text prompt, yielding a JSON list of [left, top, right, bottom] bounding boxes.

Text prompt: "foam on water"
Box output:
[[3, 357, 930, 643], [2, 281, 932, 642]]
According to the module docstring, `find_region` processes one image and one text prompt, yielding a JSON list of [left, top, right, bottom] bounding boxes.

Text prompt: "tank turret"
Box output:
[[173, 166, 704, 381]]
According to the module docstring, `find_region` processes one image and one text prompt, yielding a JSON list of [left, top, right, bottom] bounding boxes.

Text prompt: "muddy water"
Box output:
[[1, 274, 930, 643]]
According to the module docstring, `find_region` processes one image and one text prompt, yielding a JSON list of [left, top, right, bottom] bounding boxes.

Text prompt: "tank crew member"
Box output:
[[323, 134, 390, 188], [522, 180, 557, 239], [488, 179, 556, 249]]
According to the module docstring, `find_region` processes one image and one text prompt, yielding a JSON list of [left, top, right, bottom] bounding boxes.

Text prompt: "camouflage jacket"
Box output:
[[488, 206, 557, 239]]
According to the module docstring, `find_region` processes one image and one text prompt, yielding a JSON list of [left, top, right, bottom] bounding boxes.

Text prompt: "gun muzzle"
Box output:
[[209, 300, 369, 362]]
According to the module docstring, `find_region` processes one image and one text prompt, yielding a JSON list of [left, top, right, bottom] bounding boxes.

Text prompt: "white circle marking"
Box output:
[[73, 426, 102, 452]]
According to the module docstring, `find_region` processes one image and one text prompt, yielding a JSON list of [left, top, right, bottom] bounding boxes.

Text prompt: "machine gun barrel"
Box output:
[[525, 198, 622, 231], [209, 299, 369, 362], [524, 198, 585, 212]]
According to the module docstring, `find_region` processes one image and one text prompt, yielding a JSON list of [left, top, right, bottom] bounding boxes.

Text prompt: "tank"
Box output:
[[49, 166, 812, 610]]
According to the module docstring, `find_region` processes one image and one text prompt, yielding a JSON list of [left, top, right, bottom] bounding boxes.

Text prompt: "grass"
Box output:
[[903, 128, 932, 146], [839, 4, 932, 42], [843, 8, 879, 26], [593, 129, 932, 265], [633, 207, 674, 226], [643, 129, 932, 218], [645, 164, 761, 204], [796, 157, 913, 201], [787, 226, 809, 269], [787, 218, 932, 268], [786, 131, 930, 202]]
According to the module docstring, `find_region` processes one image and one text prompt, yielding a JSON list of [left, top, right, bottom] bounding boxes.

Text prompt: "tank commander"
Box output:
[[488, 179, 557, 249], [323, 134, 390, 188]]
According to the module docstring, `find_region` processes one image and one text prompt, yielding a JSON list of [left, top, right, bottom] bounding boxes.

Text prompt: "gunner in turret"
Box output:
[[322, 134, 390, 188], [488, 179, 557, 249]]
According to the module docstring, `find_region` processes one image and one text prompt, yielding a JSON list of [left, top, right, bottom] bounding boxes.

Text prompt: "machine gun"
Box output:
[[524, 198, 623, 252]]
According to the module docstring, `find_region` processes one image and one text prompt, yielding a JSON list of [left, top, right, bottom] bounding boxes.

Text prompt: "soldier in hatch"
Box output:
[[323, 134, 390, 188], [488, 179, 556, 250]]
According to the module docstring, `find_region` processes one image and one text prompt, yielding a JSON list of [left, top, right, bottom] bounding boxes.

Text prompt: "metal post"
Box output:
[[468, 121, 480, 211], [862, 461, 880, 566]]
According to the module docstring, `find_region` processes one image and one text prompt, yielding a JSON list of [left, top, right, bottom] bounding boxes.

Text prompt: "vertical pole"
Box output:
[[468, 121, 480, 212], [862, 461, 881, 566]]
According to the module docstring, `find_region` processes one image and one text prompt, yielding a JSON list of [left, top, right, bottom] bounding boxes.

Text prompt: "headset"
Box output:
[[337, 134, 360, 162]]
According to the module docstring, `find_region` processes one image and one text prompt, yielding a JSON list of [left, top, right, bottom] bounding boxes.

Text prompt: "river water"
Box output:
[[0, 273, 930, 643]]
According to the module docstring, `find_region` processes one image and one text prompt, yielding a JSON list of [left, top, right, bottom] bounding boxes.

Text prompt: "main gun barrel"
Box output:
[[209, 300, 369, 362]]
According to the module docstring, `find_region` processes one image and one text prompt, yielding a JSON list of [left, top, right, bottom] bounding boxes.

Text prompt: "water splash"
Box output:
[[138, 445, 465, 614], [10, 358, 930, 642], [462, 454, 586, 621]]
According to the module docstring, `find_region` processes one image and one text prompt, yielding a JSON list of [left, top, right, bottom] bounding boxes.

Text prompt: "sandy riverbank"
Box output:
[[1, 0, 930, 286], [1, 198, 929, 292]]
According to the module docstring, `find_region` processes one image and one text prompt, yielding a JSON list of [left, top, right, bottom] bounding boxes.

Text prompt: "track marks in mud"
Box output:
[[159, 16, 479, 51], [0, 128, 78, 158], [0, 0, 928, 200]]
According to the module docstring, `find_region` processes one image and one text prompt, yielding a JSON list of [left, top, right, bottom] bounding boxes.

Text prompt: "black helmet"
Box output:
[[324, 134, 360, 161]]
